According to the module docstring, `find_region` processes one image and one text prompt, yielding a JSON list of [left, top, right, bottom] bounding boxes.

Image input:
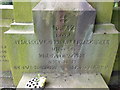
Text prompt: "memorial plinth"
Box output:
[[17, 73, 109, 89]]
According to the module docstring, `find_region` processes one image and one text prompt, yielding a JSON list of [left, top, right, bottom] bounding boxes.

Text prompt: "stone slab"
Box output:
[[17, 73, 109, 89]]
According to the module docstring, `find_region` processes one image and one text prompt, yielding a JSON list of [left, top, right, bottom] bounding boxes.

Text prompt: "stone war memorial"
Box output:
[[0, 0, 120, 89]]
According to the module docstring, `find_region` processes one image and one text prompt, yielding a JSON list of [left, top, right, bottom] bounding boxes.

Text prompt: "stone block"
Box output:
[[0, 5, 14, 19], [89, 1, 114, 24], [12, 0, 41, 23]]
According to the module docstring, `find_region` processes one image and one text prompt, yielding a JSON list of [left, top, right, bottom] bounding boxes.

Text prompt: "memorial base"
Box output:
[[17, 73, 109, 89]]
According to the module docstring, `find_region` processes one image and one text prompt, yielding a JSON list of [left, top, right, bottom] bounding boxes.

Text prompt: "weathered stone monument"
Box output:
[[3, 0, 120, 88], [0, 4, 14, 88], [0, 5, 14, 72], [32, 0, 96, 74]]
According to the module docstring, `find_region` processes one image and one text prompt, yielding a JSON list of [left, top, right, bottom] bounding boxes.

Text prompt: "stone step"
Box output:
[[4, 23, 34, 34]]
